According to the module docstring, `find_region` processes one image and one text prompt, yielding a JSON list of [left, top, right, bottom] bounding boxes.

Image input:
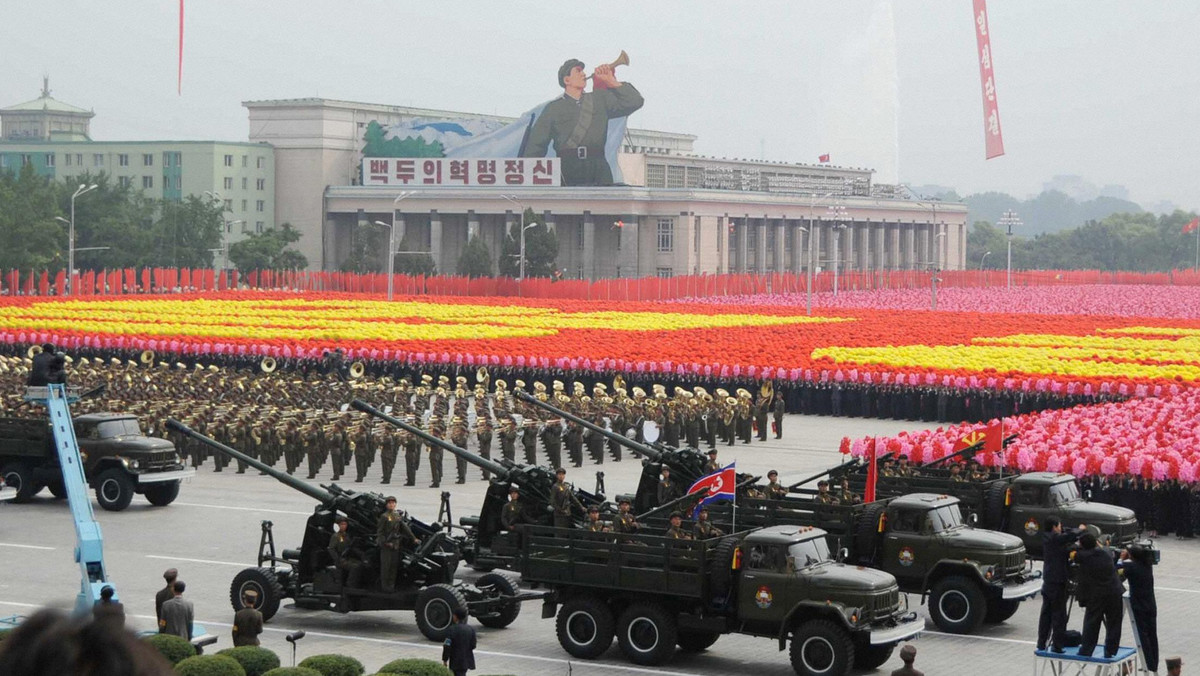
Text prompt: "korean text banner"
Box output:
[[973, 0, 1005, 160]]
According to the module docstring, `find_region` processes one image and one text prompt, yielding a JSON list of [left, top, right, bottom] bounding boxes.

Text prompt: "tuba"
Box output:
[[140, 349, 156, 365], [348, 361, 366, 380], [476, 366, 490, 389], [760, 380, 774, 401], [260, 357, 277, 373], [613, 374, 626, 392], [27, 345, 43, 358]]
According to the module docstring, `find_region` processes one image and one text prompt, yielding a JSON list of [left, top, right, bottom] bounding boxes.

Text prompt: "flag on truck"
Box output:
[[688, 462, 736, 518], [864, 438, 878, 503]]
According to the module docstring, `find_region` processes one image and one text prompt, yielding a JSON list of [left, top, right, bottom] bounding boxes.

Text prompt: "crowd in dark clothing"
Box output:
[[1080, 475, 1199, 539]]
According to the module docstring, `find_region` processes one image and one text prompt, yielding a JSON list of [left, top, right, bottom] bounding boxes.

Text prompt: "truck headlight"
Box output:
[[128, 459, 140, 470], [844, 606, 862, 625], [982, 565, 995, 581]]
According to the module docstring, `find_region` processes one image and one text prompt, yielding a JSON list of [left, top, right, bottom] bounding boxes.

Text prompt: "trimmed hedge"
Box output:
[[175, 654, 248, 676], [376, 659, 450, 676], [144, 632, 196, 665], [297, 654, 365, 676], [217, 646, 282, 676], [261, 669, 323, 676]]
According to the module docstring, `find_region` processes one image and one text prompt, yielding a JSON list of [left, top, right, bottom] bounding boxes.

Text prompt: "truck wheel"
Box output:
[[851, 635, 894, 670], [983, 482, 1009, 530], [94, 468, 135, 511], [230, 567, 284, 621], [929, 575, 986, 634], [46, 480, 67, 499], [854, 502, 888, 565], [1, 462, 38, 503], [556, 595, 615, 659], [616, 602, 678, 666], [790, 620, 854, 676], [677, 629, 720, 653], [983, 597, 1021, 624], [144, 481, 181, 507], [416, 584, 468, 642], [475, 572, 521, 628]]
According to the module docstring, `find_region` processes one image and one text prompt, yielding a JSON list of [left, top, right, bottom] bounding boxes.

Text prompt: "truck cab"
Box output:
[[1002, 473, 1139, 556]]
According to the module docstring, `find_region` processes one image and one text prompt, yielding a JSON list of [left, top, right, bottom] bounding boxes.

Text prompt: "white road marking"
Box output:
[[0, 543, 55, 551], [1157, 586, 1200, 594], [924, 630, 1035, 645], [145, 555, 248, 567], [0, 601, 40, 608], [171, 501, 309, 516]]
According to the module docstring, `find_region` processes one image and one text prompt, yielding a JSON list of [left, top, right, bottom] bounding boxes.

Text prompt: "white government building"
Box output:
[[244, 97, 967, 278]]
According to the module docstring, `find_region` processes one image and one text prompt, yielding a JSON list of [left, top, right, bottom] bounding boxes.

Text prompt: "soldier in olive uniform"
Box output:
[[585, 505, 609, 533], [585, 414, 606, 464], [378, 425, 398, 485], [449, 416, 469, 484], [693, 507, 724, 539], [352, 423, 374, 483], [703, 449, 720, 475], [232, 590, 264, 647], [541, 418, 564, 470], [376, 497, 418, 592], [949, 462, 966, 483], [402, 416, 421, 486], [755, 395, 770, 442], [665, 512, 692, 540], [839, 478, 862, 505], [427, 415, 446, 488], [520, 413, 540, 465], [772, 393, 785, 439], [498, 417, 517, 464], [476, 417, 493, 481], [657, 467, 680, 507], [500, 487, 528, 531], [766, 470, 787, 500], [565, 419, 584, 468], [816, 480, 840, 505], [551, 468, 574, 529], [612, 498, 640, 534], [327, 516, 361, 588]]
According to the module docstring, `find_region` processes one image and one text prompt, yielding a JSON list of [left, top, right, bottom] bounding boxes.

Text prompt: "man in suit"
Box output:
[[231, 590, 264, 646], [155, 568, 178, 625], [1038, 517, 1084, 652], [441, 608, 477, 676], [1075, 531, 1125, 658], [159, 581, 193, 640]]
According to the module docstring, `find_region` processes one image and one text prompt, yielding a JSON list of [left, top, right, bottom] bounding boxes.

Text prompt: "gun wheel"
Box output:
[[230, 567, 284, 621], [415, 583, 467, 641], [474, 572, 521, 628]]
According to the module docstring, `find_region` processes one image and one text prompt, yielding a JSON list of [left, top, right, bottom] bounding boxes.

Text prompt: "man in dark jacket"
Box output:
[[26, 344, 55, 386], [155, 568, 178, 625], [231, 590, 264, 646], [1118, 545, 1158, 672], [1038, 517, 1084, 652], [1075, 532, 1124, 658], [441, 608, 477, 676]]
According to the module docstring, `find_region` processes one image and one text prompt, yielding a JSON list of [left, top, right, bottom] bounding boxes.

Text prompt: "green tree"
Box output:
[[0, 165, 64, 271], [393, 233, 437, 276], [965, 220, 1009, 269], [339, 222, 387, 273], [455, 234, 493, 277], [152, 195, 224, 268], [227, 223, 309, 273], [497, 208, 558, 278], [361, 120, 444, 158], [66, 172, 159, 270]]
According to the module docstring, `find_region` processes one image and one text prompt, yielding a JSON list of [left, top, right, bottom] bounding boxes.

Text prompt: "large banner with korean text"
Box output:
[[362, 158, 560, 187], [972, 0, 1005, 159]]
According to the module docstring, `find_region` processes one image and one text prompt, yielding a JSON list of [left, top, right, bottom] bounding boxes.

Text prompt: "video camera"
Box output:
[[1122, 539, 1159, 566]]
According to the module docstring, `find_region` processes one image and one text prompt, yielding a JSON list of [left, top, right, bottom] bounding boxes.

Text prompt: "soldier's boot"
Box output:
[[331, 450, 344, 481], [479, 447, 491, 481], [236, 459, 247, 474], [306, 451, 323, 479], [429, 456, 442, 488], [456, 457, 467, 484], [381, 450, 396, 484], [404, 451, 418, 486]]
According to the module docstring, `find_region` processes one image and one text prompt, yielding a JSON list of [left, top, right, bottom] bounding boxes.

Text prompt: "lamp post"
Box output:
[[998, 210, 1022, 289], [383, 191, 414, 301], [827, 205, 848, 297], [63, 183, 98, 295], [979, 251, 992, 270], [500, 194, 533, 282], [931, 272, 943, 310], [806, 192, 836, 315]]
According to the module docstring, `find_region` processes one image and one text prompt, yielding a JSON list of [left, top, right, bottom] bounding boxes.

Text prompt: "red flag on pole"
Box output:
[[1183, 217, 1199, 234], [818, 154, 830, 163], [864, 438, 878, 503]]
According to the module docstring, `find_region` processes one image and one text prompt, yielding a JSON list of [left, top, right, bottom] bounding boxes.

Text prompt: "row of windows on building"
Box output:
[[643, 162, 870, 196], [1, 151, 266, 170], [223, 176, 268, 191]]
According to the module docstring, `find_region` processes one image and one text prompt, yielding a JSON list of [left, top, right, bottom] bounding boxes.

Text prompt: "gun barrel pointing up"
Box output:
[[515, 390, 662, 461]]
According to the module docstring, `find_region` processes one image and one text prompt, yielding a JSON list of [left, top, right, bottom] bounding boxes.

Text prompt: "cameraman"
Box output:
[[1038, 517, 1085, 652], [1075, 531, 1124, 659], [1117, 543, 1157, 673]]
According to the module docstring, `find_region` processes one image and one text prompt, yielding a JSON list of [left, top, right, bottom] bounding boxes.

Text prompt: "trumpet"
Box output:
[[585, 50, 630, 80]]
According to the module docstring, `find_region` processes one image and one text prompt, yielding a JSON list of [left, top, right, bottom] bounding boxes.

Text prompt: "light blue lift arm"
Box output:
[[25, 385, 112, 615]]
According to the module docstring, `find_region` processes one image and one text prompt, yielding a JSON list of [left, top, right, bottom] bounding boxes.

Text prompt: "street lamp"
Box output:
[[500, 194, 533, 281], [806, 192, 836, 315], [827, 205, 848, 297], [998, 210, 1022, 289], [931, 273, 943, 310], [979, 251, 992, 270], [62, 183, 98, 295], [381, 191, 414, 301]]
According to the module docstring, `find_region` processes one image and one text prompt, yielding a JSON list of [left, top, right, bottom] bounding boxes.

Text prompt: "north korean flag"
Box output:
[[688, 462, 736, 517]]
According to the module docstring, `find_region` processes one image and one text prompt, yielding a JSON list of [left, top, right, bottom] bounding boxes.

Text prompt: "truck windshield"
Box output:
[[927, 505, 965, 532], [95, 419, 142, 438], [1049, 481, 1080, 505], [788, 537, 831, 568]]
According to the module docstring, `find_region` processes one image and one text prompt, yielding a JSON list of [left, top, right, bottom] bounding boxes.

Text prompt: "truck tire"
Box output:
[[416, 584, 468, 642], [851, 635, 894, 670], [677, 629, 720, 653], [854, 502, 888, 565], [983, 597, 1021, 624], [475, 571, 521, 629], [95, 468, 135, 511], [706, 538, 738, 600], [983, 482, 1009, 531], [46, 480, 67, 499], [556, 595, 615, 659], [144, 481, 181, 507], [1, 462, 38, 503], [230, 567, 284, 621], [790, 619, 854, 676], [616, 602, 678, 666], [929, 575, 986, 634]]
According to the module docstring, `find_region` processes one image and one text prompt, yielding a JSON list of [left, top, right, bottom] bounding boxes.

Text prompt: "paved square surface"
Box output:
[[1, 412, 1194, 675]]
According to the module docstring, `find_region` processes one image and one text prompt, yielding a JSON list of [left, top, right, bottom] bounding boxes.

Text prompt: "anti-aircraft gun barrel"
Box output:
[[166, 418, 335, 504], [515, 390, 663, 462], [788, 456, 863, 491], [351, 400, 509, 478]]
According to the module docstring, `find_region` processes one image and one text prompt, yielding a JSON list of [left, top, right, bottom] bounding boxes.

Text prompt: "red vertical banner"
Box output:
[[973, 0, 1004, 159], [864, 438, 878, 503]]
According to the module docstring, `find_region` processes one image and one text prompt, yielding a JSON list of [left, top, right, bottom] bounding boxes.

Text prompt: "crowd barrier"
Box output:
[[4, 267, 1200, 300]]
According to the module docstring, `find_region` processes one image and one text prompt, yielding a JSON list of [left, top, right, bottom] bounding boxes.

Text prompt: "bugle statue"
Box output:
[[585, 50, 629, 80]]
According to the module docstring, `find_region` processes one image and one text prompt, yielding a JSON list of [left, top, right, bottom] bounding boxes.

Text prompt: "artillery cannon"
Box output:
[[351, 400, 605, 572], [165, 419, 529, 641], [516, 391, 748, 514]]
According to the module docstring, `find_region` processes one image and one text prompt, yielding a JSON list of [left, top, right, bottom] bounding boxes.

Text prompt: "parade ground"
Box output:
[[2, 412, 1195, 675]]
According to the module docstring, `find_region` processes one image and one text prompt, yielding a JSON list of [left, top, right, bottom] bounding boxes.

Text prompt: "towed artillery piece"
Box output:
[[352, 399, 605, 572], [516, 390, 755, 514], [166, 419, 530, 641]]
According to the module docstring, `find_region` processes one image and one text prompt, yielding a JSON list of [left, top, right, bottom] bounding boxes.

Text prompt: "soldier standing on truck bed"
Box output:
[[501, 487, 528, 531], [612, 498, 640, 534], [657, 467, 680, 506], [585, 505, 609, 533], [376, 497, 418, 593], [665, 512, 692, 539], [552, 468, 574, 528], [693, 507, 724, 539]]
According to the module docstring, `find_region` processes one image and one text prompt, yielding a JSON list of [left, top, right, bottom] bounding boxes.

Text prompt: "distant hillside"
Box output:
[[965, 190, 1144, 236]]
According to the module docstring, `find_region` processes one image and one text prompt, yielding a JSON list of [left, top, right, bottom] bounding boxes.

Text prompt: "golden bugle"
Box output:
[[585, 50, 629, 79]]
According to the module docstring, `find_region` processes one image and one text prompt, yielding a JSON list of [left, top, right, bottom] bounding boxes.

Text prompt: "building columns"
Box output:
[[735, 219, 748, 273], [429, 210, 443, 274], [582, 211, 596, 280]]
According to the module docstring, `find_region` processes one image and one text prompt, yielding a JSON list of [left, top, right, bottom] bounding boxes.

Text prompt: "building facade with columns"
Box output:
[[245, 97, 966, 277]]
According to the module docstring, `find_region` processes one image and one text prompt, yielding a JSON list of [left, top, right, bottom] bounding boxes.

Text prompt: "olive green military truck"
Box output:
[[0, 412, 192, 511], [521, 524, 922, 676]]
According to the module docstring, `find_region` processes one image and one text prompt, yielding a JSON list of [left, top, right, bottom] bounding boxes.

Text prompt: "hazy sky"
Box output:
[[4, 1, 1198, 210]]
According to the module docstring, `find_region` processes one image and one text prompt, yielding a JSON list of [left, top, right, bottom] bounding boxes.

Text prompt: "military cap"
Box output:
[[767, 470, 778, 478], [587, 505, 599, 513], [243, 589, 259, 599], [335, 515, 348, 524], [385, 495, 398, 503], [618, 497, 630, 505], [669, 511, 683, 519], [707, 449, 718, 456], [509, 486, 520, 494], [555, 467, 566, 475]]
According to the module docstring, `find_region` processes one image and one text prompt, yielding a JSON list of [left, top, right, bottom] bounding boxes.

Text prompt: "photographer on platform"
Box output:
[[1075, 531, 1125, 659], [1038, 517, 1085, 652], [1117, 542, 1158, 673]]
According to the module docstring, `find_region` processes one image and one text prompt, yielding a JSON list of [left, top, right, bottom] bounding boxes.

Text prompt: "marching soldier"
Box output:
[[755, 392, 770, 442], [766, 470, 787, 500], [401, 419, 421, 486], [551, 468, 574, 528], [377, 425, 398, 485], [737, 396, 753, 444], [693, 507, 724, 539], [541, 418, 564, 470], [665, 512, 692, 539], [585, 413, 606, 464], [352, 422, 374, 483], [520, 409, 539, 465], [376, 497, 418, 592], [608, 404, 625, 462], [476, 416, 493, 481], [427, 414, 446, 488], [772, 392, 785, 439], [565, 419, 584, 468], [498, 417, 517, 464], [450, 416, 469, 484], [305, 422, 327, 480]]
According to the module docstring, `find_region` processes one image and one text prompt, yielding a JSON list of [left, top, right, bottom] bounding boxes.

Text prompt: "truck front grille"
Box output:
[[142, 451, 181, 469], [870, 589, 900, 618]]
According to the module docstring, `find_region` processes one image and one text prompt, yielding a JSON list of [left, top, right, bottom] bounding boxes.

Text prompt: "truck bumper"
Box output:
[[1000, 574, 1043, 600], [868, 613, 923, 645], [135, 468, 195, 484]]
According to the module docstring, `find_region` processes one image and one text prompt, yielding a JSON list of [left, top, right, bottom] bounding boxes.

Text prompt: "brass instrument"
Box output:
[[760, 380, 774, 401], [260, 357, 277, 373], [476, 366, 490, 389], [348, 361, 366, 380], [140, 349, 155, 365], [585, 50, 630, 80], [27, 345, 43, 358], [613, 374, 626, 392]]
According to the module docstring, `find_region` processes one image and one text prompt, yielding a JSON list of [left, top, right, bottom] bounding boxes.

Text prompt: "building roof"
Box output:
[[2, 94, 92, 116]]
